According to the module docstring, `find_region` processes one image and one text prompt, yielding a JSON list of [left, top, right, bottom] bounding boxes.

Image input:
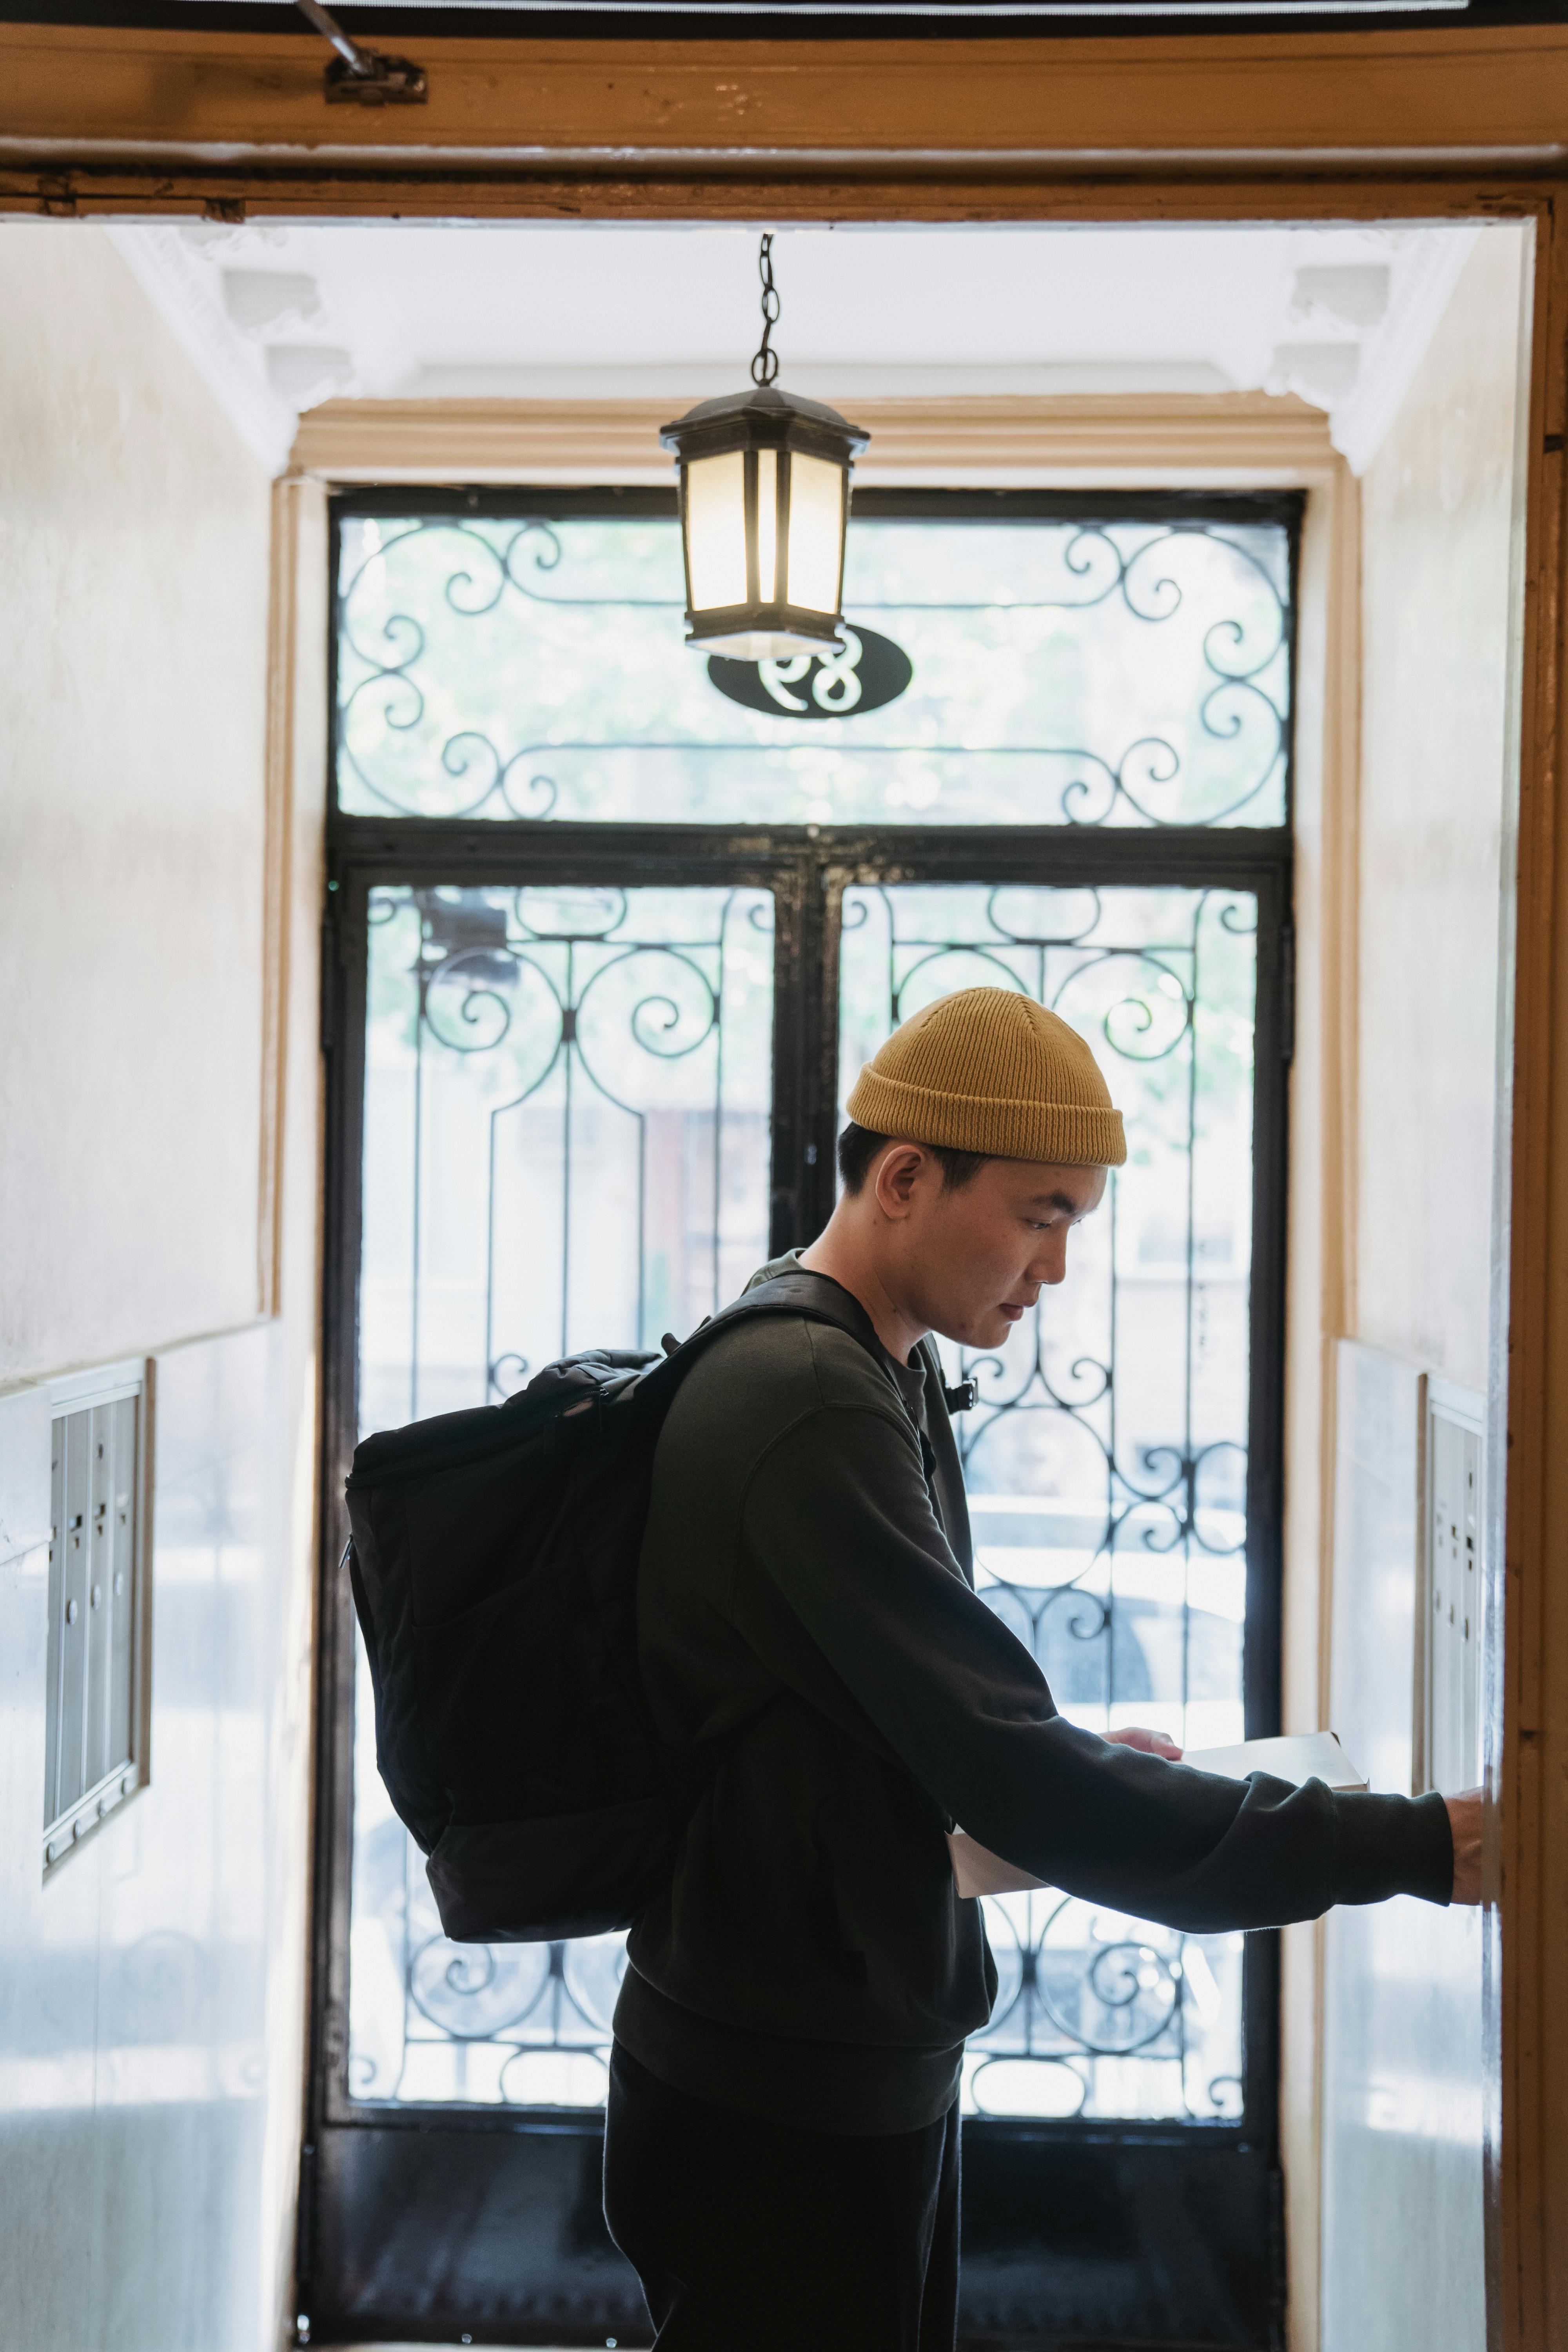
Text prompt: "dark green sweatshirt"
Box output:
[[613, 1256, 1454, 2134]]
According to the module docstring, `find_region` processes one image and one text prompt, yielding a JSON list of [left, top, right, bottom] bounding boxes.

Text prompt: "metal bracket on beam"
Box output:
[[295, 0, 428, 105]]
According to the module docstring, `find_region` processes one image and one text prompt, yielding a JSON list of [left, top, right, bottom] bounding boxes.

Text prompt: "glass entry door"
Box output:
[[306, 487, 1294, 2350]]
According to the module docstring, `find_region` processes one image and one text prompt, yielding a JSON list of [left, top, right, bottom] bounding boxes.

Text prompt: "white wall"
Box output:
[[0, 225, 323, 2352], [0, 224, 274, 1381], [1319, 225, 1526, 2352], [1350, 228, 1524, 1391]]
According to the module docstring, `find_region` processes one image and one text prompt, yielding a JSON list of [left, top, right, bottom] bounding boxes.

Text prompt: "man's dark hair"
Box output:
[[836, 1122, 990, 1197]]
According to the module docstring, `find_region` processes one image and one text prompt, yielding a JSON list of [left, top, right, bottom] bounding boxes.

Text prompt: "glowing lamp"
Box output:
[[660, 237, 868, 661]]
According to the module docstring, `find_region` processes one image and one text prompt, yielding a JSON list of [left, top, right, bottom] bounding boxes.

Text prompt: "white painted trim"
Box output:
[[45, 1356, 147, 1413], [1428, 1372, 1488, 1433], [105, 224, 298, 476], [1330, 226, 1482, 475]]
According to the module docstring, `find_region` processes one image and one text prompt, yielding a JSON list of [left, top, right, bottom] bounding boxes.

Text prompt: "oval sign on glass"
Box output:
[[706, 625, 913, 722]]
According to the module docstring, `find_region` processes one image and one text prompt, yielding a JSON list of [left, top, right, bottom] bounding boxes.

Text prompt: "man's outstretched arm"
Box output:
[[731, 1402, 1456, 1933]]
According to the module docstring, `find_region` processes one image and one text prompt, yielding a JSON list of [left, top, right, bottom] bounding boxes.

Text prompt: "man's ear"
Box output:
[[871, 1142, 929, 1222]]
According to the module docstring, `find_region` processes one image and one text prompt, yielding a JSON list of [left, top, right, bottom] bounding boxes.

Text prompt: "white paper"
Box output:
[[1183, 1730, 1367, 1792], [947, 1728, 1368, 1900]]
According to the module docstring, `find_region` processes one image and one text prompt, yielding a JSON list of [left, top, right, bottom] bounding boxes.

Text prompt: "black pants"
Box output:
[[603, 2043, 961, 2352]]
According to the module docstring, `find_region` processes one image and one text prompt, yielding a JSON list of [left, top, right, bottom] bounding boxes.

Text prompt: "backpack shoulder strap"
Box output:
[[635, 1269, 975, 1425], [630, 1268, 885, 1416], [715, 1269, 887, 1355], [722, 1276, 975, 1419]]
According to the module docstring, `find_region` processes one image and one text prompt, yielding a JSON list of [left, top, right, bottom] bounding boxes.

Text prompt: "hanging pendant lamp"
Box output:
[[661, 235, 869, 661]]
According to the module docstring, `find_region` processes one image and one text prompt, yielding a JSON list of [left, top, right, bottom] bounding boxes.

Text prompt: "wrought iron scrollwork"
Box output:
[[334, 512, 1292, 828], [383, 883, 771, 1407], [348, 879, 775, 2109], [841, 879, 1255, 2120], [341, 501, 1284, 2124]]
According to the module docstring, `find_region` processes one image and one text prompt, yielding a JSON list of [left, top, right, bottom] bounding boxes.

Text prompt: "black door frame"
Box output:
[[302, 489, 1296, 2350]]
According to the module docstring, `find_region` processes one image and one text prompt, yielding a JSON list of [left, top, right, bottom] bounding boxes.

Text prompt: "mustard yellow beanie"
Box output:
[[846, 987, 1126, 1168]]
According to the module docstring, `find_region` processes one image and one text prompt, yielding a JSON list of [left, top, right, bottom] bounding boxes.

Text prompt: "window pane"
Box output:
[[335, 512, 1290, 828], [349, 883, 774, 2107], [839, 881, 1256, 2123]]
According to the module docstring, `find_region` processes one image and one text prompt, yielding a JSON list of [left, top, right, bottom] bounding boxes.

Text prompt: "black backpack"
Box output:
[[346, 1270, 930, 1946]]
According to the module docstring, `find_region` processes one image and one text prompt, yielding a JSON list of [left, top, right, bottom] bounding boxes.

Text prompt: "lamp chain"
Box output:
[[751, 233, 781, 388]]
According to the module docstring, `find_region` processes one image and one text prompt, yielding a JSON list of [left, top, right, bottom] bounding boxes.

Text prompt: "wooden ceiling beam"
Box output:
[[0, 19, 1564, 219]]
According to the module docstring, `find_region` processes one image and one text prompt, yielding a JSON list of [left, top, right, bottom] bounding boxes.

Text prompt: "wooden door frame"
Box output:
[[12, 22, 1563, 2351]]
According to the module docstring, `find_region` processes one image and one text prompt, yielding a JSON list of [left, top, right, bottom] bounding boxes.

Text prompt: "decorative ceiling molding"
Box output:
[[112, 204, 1476, 490], [288, 390, 1338, 486], [105, 224, 299, 475], [1327, 225, 1482, 472], [1262, 223, 1483, 472]]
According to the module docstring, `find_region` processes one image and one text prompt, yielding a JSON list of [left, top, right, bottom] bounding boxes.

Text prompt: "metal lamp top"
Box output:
[[659, 383, 869, 459]]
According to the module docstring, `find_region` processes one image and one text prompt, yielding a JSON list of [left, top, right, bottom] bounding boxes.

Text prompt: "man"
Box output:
[[603, 986, 1481, 2351]]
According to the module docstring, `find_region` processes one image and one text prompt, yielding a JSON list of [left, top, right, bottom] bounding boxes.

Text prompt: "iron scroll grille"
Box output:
[[359, 880, 775, 1435], [332, 489, 1294, 831], [839, 878, 1259, 2120], [323, 486, 1295, 2137], [352, 877, 775, 2107]]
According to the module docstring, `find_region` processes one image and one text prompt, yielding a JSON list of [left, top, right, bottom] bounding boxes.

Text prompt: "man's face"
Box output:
[[877, 1148, 1107, 1349]]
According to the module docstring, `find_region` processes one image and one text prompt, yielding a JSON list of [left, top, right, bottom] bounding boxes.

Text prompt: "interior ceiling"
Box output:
[[97, 216, 1486, 475]]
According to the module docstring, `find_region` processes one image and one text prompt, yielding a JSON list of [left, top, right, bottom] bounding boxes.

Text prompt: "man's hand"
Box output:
[[1105, 1740, 1481, 1899], [1446, 1788, 1484, 1905], [1105, 1725, 1183, 1761]]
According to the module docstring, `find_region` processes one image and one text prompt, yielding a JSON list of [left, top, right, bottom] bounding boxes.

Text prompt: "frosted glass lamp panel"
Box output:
[[756, 448, 779, 602], [684, 452, 748, 613], [786, 454, 845, 615]]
